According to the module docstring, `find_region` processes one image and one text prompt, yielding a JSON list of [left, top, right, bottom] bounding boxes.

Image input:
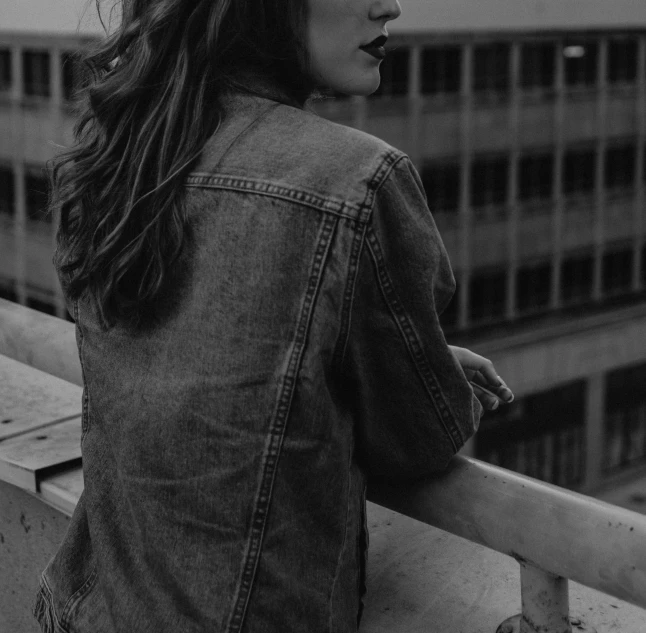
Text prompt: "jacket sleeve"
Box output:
[[340, 155, 483, 483]]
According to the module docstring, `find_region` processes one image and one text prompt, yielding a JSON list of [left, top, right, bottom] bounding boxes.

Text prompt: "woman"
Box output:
[[35, 0, 513, 631]]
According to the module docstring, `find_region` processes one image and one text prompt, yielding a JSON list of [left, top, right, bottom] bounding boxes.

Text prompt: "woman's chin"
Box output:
[[322, 70, 382, 98]]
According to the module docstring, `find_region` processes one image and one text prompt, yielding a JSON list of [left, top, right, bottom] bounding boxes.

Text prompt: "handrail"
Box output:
[[368, 457, 646, 611], [1, 297, 646, 628]]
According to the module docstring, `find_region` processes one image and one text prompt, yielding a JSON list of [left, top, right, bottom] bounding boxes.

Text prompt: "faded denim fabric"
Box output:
[[35, 89, 483, 633]]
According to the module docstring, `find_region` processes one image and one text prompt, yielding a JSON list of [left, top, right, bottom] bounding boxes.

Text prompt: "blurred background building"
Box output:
[[1, 0, 646, 506]]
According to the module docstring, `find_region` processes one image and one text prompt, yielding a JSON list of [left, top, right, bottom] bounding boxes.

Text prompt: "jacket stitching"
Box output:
[[336, 150, 408, 370], [34, 574, 62, 633], [35, 570, 99, 633], [364, 224, 463, 452], [59, 567, 99, 631], [332, 222, 366, 374], [358, 150, 408, 211], [185, 173, 361, 220], [225, 212, 339, 633]]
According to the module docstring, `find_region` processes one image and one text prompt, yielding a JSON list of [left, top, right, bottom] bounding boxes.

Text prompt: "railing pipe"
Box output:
[[496, 563, 577, 633], [519, 564, 571, 633], [367, 456, 646, 613]]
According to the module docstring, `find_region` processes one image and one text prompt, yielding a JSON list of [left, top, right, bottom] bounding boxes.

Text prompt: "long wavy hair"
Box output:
[[51, 0, 317, 330]]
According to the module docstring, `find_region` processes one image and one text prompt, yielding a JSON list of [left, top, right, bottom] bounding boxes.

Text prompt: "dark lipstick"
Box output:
[[360, 35, 388, 60]]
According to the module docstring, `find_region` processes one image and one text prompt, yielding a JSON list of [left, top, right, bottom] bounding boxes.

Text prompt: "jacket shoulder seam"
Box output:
[[335, 150, 410, 371]]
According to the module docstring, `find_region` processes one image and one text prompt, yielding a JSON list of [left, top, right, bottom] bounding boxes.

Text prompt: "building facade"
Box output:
[[2, 4, 646, 497]]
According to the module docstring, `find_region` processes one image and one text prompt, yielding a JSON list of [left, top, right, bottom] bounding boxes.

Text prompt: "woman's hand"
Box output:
[[448, 345, 514, 411]]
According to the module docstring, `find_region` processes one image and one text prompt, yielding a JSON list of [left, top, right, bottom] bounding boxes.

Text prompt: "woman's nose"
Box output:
[[370, 0, 402, 22]]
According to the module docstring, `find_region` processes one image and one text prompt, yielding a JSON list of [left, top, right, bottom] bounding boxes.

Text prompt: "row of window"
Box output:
[[372, 36, 645, 97], [1, 144, 642, 225], [441, 245, 645, 329], [421, 142, 646, 214], [604, 364, 646, 473], [477, 361, 646, 488], [476, 381, 586, 488], [0, 165, 50, 222], [0, 48, 87, 101], [2, 35, 643, 103]]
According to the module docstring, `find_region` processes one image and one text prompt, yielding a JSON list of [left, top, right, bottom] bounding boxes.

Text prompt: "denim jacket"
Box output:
[[35, 88, 482, 633]]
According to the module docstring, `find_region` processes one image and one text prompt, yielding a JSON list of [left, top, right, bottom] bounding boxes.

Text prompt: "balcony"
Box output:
[[1, 298, 646, 632]]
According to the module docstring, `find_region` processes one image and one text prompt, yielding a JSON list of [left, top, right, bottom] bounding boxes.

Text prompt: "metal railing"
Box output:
[[1, 297, 645, 633]]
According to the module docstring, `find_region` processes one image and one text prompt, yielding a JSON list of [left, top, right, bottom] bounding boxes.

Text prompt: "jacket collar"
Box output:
[[220, 68, 305, 110]]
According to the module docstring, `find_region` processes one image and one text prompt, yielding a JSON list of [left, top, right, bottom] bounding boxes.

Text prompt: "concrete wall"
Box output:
[[0, 479, 70, 633]]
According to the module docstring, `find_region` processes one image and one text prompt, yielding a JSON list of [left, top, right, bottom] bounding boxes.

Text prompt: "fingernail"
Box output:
[[496, 375, 505, 386]]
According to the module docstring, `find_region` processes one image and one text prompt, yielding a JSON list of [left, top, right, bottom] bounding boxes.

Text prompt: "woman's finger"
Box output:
[[449, 346, 514, 403], [470, 382, 500, 410], [471, 370, 514, 403]]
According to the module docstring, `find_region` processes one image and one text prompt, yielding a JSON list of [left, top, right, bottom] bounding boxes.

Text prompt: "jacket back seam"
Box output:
[[225, 212, 340, 633]]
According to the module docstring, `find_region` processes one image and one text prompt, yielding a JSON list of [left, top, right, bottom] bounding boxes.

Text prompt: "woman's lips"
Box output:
[[360, 46, 386, 60]]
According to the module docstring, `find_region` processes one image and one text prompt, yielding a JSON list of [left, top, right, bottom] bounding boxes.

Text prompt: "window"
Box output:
[[373, 48, 409, 97], [476, 381, 586, 488], [519, 153, 553, 202], [564, 40, 598, 88], [23, 50, 50, 98], [471, 155, 508, 210], [61, 51, 89, 102], [608, 39, 638, 84], [516, 261, 551, 314], [604, 363, 646, 472], [605, 144, 636, 191], [0, 278, 16, 302], [25, 167, 50, 223], [0, 49, 11, 93], [521, 42, 555, 90], [469, 268, 506, 324], [420, 161, 460, 214], [561, 253, 594, 305], [473, 43, 510, 94], [421, 45, 461, 95], [563, 147, 595, 196], [0, 166, 14, 217], [602, 247, 633, 296]]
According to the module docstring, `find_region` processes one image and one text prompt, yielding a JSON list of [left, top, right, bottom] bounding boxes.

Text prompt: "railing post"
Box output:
[[495, 562, 596, 633]]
